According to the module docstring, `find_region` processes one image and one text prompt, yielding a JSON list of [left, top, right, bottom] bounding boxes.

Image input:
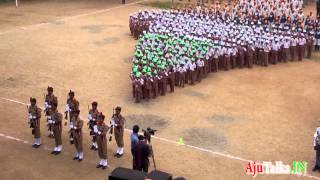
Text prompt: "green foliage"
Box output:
[[141, 0, 185, 9]]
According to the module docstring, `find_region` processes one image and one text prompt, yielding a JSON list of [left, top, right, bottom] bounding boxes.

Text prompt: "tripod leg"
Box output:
[[150, 145, 156, 170]]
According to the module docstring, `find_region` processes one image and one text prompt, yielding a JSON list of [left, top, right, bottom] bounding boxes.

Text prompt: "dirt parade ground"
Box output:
[[1, 0, 320, 179]]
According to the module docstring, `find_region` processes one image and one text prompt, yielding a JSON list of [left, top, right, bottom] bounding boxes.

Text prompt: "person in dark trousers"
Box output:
[[317, 0, 320, 16], [133, 135, 151, 173], [313, 128, 320, 172], [131, 125, 140, 169]]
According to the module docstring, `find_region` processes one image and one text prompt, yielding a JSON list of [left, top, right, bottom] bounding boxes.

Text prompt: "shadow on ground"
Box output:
[[182, 127, 228, 152], [125, 114, 169, 132]]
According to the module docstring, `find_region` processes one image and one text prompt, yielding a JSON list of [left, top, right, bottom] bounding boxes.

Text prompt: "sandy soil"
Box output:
[[0, 0, 320, 179]]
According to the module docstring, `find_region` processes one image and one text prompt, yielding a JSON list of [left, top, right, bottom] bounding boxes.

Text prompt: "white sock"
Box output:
[[34, 139, 37, 145], [118, 147, 124, 155], [54, 147, 58, 151], [37, 138, 42, 145], [79, 152, 83, 159], [116, 148, 120, 154], [94, 142, 98, 148], [99, 159, 103, 165], [58, 145, 63, 151], [102, 159, 108, 166]]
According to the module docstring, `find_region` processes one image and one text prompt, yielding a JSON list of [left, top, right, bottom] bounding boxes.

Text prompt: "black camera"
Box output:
[[142, 127, 157, 143]]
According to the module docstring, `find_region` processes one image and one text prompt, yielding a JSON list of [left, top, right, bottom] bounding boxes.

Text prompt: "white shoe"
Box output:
[[102, 159, 108, 166], [36, 138, 42, 145], [78, 152, 83, 160], [118, 148, 124, 155], [57, 145, 63, 151]]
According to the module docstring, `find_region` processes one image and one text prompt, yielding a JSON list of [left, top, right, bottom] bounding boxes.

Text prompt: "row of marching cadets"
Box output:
[[28, 87, 125, 169]]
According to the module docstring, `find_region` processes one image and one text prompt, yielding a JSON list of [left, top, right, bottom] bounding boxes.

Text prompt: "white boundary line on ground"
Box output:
[[1, 97, 320, 179], [0, 0, 147, 36]]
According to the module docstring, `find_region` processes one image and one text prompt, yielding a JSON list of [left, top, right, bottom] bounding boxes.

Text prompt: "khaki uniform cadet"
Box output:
[[94, 113, 109, 169], [70, 110, 84, 161], [65, 90, 80, 124], [44, 86, 58, 138], [50, 103, 63, 155], [111, 106, 125, 157], [88, 102, 99, 150], [28, 98, 42, 148]]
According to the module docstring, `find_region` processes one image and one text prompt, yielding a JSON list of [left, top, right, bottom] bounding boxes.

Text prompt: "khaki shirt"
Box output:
[[28, 105, 42, 126]]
